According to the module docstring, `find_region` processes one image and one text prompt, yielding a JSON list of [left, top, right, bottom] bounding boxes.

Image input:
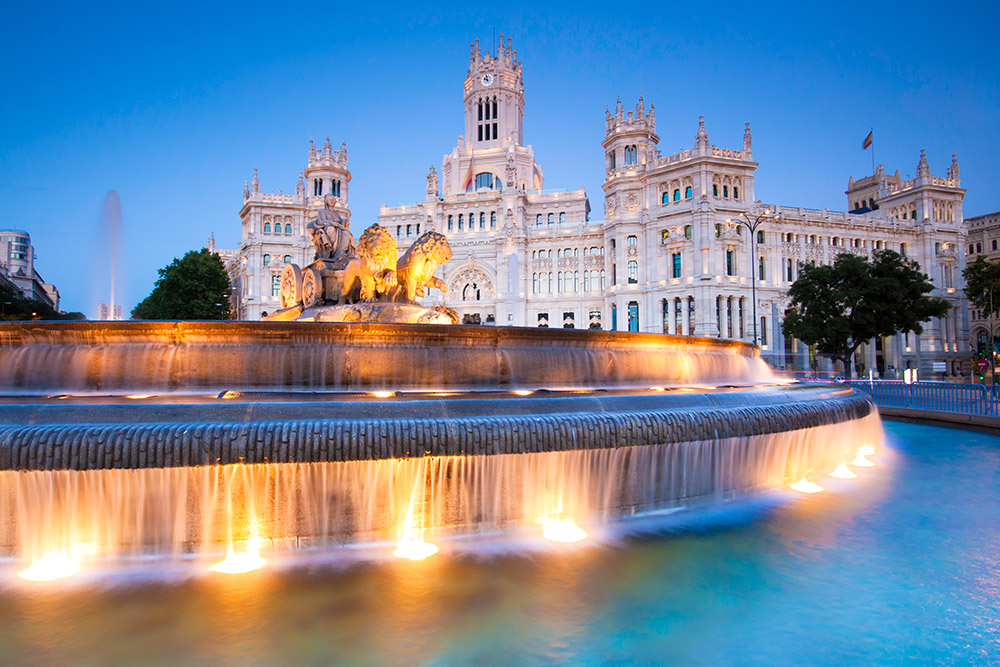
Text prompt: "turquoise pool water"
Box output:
[[1, 421, 997, 665]]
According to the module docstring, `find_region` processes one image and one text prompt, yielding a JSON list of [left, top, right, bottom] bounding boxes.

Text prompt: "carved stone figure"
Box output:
[[392, 231, 453, 302], [340, 224, 398, 302], [426, 165, 439, 197], [306, 195, 355, 262]]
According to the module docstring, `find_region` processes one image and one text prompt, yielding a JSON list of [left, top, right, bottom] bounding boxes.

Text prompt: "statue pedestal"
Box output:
[[266, 302, 460, 325]]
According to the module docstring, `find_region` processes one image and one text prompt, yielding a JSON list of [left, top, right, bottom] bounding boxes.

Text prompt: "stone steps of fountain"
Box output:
[[0, 385, 875, 471]]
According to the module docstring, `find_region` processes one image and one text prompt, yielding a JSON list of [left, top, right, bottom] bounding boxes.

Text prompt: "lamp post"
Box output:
[[726, 207, 780, 347]]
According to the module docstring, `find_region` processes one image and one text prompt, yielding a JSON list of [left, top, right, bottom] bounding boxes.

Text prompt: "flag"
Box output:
[[532, 163, 543, 191], [462, 161, 475, 191], [862, 130, 873, 150]]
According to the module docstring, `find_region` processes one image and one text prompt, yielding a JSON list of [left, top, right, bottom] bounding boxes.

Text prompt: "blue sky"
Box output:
[[2, 1, 998, 316]]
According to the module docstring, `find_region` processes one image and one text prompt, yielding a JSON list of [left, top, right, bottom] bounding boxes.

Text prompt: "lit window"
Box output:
[[684, 225, 692, 239]]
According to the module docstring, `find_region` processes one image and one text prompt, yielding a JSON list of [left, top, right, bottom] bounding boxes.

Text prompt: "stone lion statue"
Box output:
[[340, 224, 398, 302], [392, 231, 452, 303]]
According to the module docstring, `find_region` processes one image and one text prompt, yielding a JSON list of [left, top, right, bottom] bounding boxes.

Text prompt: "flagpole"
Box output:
[[870, 127, 875, 176]]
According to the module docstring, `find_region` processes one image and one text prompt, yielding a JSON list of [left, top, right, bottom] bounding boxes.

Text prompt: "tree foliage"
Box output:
[[783, 250, 949, 377], [963, 255, 1000, 317], [0, 280, 85, 321], [131, 249, 232, 320]]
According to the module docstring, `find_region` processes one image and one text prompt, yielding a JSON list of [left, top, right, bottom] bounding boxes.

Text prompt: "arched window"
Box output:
[[733, 186, 740, 200], [448, 215, 454, 231], [757, 230, 765, 244], [627, 260, 638, 284], [285, 223, 292, 234], [723, 185, 729, 198], [491, 212, 497, 228], [283, 255, 291, 265], [458, 214, 464, 230], [536, 214, 542, 226], [475, 172, 495, 190], [397, 225, 402, 237], [713, 184, 719, 197], [627, 235, 637, 247], [480, 212, 486, 229], [407, 224, 412, 236], [262, 254, 271, 266], [662, 191, 669, 204], [624, 145, 638, 166], [673, 189, 681, 202], [684, 186, 693, 199], [559, 212, 566, 225], [263, 222, 271, 233], [547, 213, 554, 225]]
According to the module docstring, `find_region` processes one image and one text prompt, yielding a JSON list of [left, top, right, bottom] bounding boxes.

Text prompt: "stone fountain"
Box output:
[[0, 205, 883, 574]]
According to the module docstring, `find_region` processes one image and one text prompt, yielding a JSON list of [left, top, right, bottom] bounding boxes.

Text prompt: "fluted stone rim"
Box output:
[[0, 393, 874, 471]]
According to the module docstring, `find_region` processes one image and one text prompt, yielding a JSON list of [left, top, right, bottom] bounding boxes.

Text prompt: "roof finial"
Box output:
[[743, 122, 752, 152]]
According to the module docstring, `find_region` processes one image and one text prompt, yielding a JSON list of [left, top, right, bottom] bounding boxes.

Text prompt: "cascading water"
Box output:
[[0, 321, 884, 577]]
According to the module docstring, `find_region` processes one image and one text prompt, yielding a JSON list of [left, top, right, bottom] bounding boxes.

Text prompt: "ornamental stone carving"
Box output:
[[624, 191, 639, 211], [449, 266, 496, 299]]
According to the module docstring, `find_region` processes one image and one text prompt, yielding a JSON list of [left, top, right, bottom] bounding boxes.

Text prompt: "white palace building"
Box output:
[[228, 37, 970, 378]]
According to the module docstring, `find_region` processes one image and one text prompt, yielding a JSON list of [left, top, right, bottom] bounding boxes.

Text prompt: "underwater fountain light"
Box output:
[[541, 516, 587, 543], [791, 477, 825, 494], [370, 391, 396, 398], [859, 444, 876, 456], [829, 462, 858, 479], [211, 541, 266, 574], [19, 552, 80, 581], [851, 450, 875, 467], [393, 539, 439, 560], [512, 390, 534, 396]]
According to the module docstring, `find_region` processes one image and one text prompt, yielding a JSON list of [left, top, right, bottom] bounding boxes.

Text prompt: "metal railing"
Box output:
[[843, 380, 999, 417]]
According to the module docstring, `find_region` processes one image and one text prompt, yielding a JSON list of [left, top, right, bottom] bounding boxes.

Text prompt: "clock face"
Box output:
[[481, 73, 494, 87]]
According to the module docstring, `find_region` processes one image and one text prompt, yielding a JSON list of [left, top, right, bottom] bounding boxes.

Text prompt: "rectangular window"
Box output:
[[628, 301, 639, 332], [726, 250, 735, 276], [448, 215, 454, 231], [758, 257, 765, 281], [761, 316, 767, 345], [786, 259, 794, 282], [672, 253, 681, 278], [271, 275, 280, 297]]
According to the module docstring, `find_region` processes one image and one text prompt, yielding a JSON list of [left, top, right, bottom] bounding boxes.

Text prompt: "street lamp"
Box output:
[[726, 207, 780, 347]]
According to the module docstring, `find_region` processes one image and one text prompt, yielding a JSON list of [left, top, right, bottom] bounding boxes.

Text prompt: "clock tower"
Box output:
[[464, 35, 524, 148]]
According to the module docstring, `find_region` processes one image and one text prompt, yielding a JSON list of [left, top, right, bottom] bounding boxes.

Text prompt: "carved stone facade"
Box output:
[[377, 39, 970, 377]]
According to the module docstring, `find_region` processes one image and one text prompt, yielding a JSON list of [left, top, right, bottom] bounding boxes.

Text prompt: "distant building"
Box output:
[[0, 229, 58, 310], [963, 210, 1000, 353], [97, 302, 123, 321]]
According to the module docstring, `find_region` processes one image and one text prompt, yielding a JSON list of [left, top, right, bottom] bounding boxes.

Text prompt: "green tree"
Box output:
[[132, 249, 232, 320], [783, 249, 949, 378], [963, 255, 1000, 319]]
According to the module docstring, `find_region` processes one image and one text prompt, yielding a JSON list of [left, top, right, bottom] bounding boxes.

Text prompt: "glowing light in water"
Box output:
[[370, 391, 395, 398], [859, 444, 876, 456], [212, 521, 266, 574], [541, 516, 588, 543], [125, 394, 152, 400], [791, 477, 824, 493], [512, 390, 534, 396], [829, 462, 858, 479], [394, 462, 438, 560], [851, 450, 875, 467], [19, 552, 80, 581], [649, 386, 666, 392]]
